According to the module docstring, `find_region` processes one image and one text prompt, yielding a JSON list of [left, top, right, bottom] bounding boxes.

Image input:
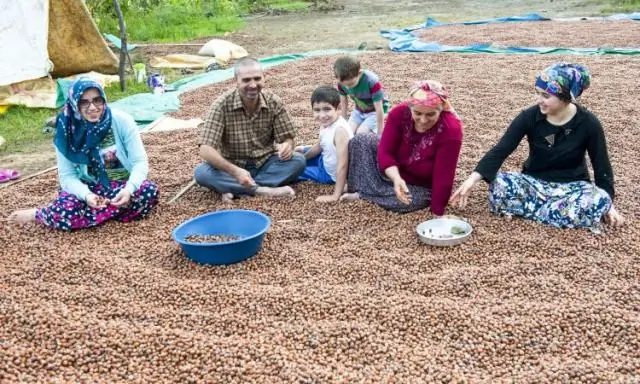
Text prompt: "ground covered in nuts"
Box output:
[[417, 20, 640, 48], [1, 52, 639, 382], [185, 234, 243, 243]]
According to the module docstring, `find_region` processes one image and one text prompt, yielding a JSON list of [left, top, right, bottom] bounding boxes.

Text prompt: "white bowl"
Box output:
[[416, 217, 473, 247]]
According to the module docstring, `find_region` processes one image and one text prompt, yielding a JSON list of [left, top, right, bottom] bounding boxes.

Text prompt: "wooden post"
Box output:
[[112, 0, 127, 91], [169, 179, 198, 204]]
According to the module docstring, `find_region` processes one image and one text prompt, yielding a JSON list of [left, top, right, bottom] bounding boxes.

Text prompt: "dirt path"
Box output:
[[0, 0, 611, 177]]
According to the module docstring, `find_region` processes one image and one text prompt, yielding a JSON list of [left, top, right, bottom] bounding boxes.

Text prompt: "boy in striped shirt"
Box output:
[[333, 55, 390, 136]]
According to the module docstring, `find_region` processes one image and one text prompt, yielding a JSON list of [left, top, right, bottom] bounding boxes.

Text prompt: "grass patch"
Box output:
[[99, 8, 243, 43], [0, 107, 55, 153], [276, 1, 309, 11], [94, 1, 313, 43], [248, 0, 310, 12], [588, 0, 640, 13], [104, 78, 156, 103]]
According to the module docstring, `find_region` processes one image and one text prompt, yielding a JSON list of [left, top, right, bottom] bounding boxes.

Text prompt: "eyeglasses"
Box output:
[[78, 96, 105, 110]]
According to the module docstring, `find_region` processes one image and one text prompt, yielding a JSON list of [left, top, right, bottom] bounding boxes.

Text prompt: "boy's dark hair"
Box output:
[[333, 56, 361, 81], [311, 85, 341, 108]]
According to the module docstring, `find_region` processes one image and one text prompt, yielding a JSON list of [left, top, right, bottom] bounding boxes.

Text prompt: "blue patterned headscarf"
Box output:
[[535, 63, 591, 102], [54, 77, 112, 187]]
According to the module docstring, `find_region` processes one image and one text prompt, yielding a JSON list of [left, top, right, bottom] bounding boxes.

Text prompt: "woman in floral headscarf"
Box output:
[[8, 77, 159, 231], [451, 63, 624, 230], [341, 80, 463, 214]]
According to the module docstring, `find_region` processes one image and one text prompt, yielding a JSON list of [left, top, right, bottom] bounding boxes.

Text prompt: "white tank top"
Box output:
[[319, 117, 354, 181]]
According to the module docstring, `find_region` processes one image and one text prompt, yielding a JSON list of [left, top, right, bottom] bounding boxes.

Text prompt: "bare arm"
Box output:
[[303, 143, 322, 160], [199, 144, 241, 176], [332, 128, 350, 198], [339, 95, 349, 120], [373, 99, 384, 135], [384, 165, 403, 183]]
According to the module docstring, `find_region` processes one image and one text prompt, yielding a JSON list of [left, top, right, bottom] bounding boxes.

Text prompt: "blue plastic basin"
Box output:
[[172, 209, 271, 265]]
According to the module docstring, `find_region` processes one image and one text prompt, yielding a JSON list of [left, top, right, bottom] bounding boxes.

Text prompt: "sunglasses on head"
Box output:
[[78, 96, 105, 109]]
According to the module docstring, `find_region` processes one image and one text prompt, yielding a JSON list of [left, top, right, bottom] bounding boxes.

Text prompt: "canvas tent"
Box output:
[[0, 0, 119, 108]]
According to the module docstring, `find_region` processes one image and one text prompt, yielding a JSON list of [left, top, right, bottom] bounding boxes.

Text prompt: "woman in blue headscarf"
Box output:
[[450, 63, 624, 231], [9, 78, 159, 231]]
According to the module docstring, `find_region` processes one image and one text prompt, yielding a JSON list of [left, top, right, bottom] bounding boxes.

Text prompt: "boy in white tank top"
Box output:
[[295, 85, 354, 202]]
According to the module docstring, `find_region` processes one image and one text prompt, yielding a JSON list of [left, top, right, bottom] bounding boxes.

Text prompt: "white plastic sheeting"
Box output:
[[0, 0, 53, 86]]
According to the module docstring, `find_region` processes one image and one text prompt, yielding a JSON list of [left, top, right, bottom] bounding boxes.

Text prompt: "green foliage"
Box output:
[[590, 0, 640, 13], [84, 0, 312, 42], [100, 8, 241, 42], [244, 0, 310, 12], [0, 107, 55, 152]]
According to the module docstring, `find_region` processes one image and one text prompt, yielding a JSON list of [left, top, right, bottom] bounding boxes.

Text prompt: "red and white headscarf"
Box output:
[[407, 80, 455, 113]]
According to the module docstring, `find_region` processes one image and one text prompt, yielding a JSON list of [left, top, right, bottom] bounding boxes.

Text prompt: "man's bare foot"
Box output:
[[255, 186, 295, 197], [221, 193, 234, 203], [8, 208, 37, 224], [339, 192, 360, 202]]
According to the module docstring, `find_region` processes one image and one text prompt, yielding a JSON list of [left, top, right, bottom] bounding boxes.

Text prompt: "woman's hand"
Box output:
[[86, 193, 110, 209], [393, 178, 412, 205], [604, 205, 625, 227], [450, 172, 483, 208], [111, 189, 132, 207]]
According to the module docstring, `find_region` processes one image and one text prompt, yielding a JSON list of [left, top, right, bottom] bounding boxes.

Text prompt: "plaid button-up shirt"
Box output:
[[198, 88, 297, 168]]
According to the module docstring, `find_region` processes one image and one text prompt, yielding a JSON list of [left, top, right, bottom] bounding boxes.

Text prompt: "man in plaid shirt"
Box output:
[[194, 58, 306, 200]]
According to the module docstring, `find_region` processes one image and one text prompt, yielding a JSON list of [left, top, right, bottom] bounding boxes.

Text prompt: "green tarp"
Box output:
[[56, 49, 360, 128]]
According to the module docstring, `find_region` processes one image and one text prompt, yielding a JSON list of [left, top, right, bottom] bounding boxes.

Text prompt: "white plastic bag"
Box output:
[[198, 39, 248, 63]]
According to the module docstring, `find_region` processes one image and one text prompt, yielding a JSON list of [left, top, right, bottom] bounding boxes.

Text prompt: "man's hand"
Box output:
[[276, 141, 293, 160], [232, 167, 256, 189]]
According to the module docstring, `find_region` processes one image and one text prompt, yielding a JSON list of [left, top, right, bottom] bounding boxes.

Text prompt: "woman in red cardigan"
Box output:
[[341, 81, 463, 215]]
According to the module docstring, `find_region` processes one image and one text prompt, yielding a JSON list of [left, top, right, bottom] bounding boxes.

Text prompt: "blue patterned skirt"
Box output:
[[488, 172, 612, 229]]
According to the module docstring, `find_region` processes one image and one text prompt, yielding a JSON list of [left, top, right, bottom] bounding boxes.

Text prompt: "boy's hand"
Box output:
[[316, 195, 339, 203]]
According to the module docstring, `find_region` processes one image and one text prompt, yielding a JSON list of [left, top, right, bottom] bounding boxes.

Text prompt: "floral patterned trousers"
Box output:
[[488, 171, 612, 229], [35, 180, 159, 231]]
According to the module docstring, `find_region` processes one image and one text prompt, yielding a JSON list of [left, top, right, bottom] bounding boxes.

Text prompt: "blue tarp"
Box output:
[[103, 33, 138, 51], [603, 12, 640, 20], [384, 41, 640, 55], [380, 12, 549, 37], [380, 12, 640, 54]]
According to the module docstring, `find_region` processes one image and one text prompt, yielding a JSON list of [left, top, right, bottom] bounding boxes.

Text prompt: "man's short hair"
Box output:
[[233, 57, 262, 77]]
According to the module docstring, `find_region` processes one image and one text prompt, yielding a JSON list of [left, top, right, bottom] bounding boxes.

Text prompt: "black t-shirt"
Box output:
[[474, 105, 615, 200]]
